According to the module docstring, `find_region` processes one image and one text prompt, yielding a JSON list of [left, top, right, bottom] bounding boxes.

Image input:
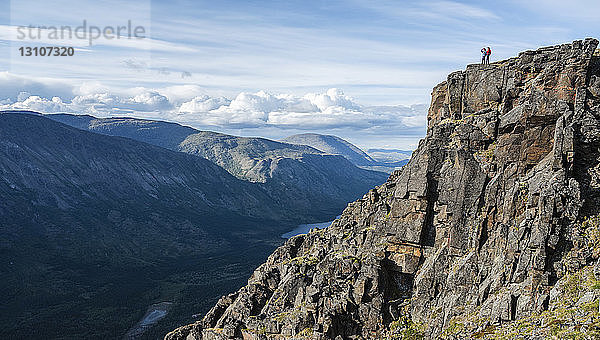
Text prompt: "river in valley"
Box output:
[[281, 216, 340, 239], [125, 302, 173, 339]]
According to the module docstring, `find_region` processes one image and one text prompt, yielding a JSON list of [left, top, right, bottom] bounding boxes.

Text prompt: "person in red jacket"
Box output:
[[481, 47, 487, 64], [486, 46, 491, 65]]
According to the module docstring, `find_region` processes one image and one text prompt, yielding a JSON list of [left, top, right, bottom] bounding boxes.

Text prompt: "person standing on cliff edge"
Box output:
[[486, 46, 492, 64], [481, 47, 487, 64]]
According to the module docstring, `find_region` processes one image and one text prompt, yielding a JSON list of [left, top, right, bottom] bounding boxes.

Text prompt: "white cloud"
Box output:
[[126, 92, 173, 111], [178, 89, 358, 128], [226, 91, 291, 113], [159, 85, 208, 105], [0, 73, 428, 149], [0, 72, 76, 102], [68, 91, 173, 114], [1, 90, 173, 115], [0, 81, 428, 132], [179, 95, 231, 113], [426, 1, 500, 20], [304, 88, 361, 112], [176, 88, 426, 130], [9, 96, 70, 113], [197, 88, 359, 116]]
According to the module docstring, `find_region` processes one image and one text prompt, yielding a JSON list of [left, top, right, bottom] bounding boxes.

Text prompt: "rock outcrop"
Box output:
[[166, 39, 600, 339]]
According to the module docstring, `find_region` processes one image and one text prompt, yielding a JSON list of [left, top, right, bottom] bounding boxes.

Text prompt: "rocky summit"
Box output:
[[166, 39, 600, 339]]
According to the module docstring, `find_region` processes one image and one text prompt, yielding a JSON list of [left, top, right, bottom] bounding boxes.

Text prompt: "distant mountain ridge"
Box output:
[[0, 112, 294, 338], [282, 133, 376, 166], [47, 114, 199, 150], [177, 131, 319, 183], [0, 112, 271, 217], [367, 148, 413, 163], [283, 133, 410, 172], [48, 113, 387, 217]]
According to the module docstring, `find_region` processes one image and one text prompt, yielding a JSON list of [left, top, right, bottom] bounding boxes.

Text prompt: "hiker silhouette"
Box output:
[[481, 47, 487, 64], [481, 47, 492, 65]]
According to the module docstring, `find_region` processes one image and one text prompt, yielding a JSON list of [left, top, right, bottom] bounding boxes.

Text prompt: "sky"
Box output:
[[0, 0, 599, 150]]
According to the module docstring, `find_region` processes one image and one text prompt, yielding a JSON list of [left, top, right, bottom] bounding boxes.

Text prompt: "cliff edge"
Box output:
[[166, 38, 600, 339]]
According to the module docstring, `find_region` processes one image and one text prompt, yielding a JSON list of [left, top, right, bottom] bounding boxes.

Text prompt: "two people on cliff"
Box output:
[[481, 47, 491, 65]]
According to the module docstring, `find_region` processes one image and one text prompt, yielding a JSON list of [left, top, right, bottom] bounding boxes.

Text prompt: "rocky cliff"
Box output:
[[166, 39, 600, 339]]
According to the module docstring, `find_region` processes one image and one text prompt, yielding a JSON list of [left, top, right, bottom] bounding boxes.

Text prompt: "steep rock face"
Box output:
[[166, 39, 600, 339]]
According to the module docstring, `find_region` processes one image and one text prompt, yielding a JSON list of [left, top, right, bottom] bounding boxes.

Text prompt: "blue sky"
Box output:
[[0, 0, 599, 149]]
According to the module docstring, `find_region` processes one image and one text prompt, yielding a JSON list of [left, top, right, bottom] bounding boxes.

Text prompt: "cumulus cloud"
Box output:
[[176, 88, 426, 130], [158, 85, 207, 105], [0, 72, 76, 102], [305, 88, 361, 112], [70, 91, 173, 113], [0, 80, 428, 143], [1, 90, 173, 115], [10, 96, 71, 113], [179, 95, 231, 113], [125, 91, 173, 111], [364, 104, 429, 128]]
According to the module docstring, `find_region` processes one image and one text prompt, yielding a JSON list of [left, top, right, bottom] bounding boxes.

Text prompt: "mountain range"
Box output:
[[0, 112, 387, 339], [48, 114, 388, 218]]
